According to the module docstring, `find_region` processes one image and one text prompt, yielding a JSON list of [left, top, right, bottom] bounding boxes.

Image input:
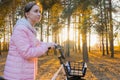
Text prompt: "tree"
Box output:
[[108, 0, 114, 58]]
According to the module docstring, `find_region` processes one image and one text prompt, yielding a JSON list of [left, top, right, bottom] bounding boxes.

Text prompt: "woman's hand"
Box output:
[[47, 42, 57, 49]]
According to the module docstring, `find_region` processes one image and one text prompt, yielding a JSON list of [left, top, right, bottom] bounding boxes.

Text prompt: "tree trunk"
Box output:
[[81, 14, 89, 62], [109, 0, 114, 58], [78, 15, 81, 53], [0, 40, 1, 56], [104, 0, 109, 55], [88, 22, 91, 52], [100, 0, 105, 56], [101, 28, 105, 55], [66, 16, 70, 57]]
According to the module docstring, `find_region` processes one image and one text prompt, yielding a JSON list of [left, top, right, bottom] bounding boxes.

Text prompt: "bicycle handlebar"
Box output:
[[54, 45, 65, 59], [48, 44, 65, 59]]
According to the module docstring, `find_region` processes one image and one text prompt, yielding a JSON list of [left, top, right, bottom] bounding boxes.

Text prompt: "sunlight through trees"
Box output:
[[0, 0, 120, 61]]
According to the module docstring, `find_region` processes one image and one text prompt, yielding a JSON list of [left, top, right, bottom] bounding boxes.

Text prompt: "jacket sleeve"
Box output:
[[11, 25, 48, 59]]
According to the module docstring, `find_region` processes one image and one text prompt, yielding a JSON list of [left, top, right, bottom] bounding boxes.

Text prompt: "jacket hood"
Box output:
[[15, 18, 37, 36]]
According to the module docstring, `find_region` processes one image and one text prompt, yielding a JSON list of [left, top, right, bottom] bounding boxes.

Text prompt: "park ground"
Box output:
[[0, 49, 120, 80]]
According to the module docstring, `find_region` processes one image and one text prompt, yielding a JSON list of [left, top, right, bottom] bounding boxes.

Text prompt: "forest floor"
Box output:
[[1, 49, 120, 80]]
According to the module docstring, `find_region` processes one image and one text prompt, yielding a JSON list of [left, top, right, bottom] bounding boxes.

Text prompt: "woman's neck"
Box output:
[[26, 18, 35, 27]]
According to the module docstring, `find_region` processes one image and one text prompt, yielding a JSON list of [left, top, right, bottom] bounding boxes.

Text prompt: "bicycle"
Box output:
[[52, 45, 87, 80]]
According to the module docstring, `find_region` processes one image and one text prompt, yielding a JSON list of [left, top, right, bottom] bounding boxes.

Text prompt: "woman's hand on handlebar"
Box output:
[[47, 42, 57, 49]]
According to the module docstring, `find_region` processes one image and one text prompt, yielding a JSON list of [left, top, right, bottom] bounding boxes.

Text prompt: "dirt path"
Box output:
[[88, 52, 120, 80], [36, 53, 99, 80], [1, 51, 120, 80], [37, 55, 60, 80]]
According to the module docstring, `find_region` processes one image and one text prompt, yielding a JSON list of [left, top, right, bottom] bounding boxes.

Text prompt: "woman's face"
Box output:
[[26, 5, 42, 24]]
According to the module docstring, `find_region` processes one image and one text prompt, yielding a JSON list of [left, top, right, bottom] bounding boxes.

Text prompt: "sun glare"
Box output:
[[60, 27, 75, 42], [59, 27, 98, 47], [90, 34, 98, 46]]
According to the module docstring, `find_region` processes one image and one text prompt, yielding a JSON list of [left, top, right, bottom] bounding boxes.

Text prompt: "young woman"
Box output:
[[4, 1, 55, 80]]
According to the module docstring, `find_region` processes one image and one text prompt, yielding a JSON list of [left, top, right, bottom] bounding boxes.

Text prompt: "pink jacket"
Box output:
[[4, 18, 48, 80]]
